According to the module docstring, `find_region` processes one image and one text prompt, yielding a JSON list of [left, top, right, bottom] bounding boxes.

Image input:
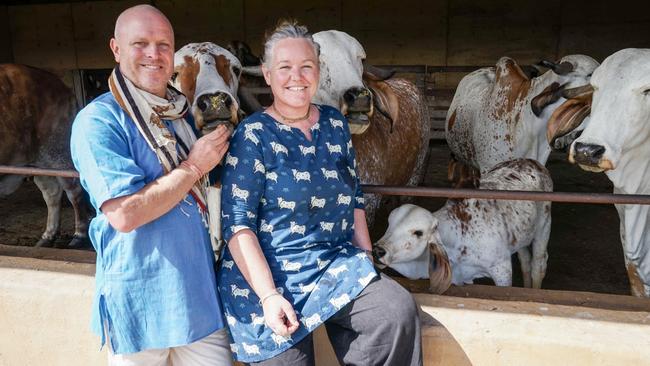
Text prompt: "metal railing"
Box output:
[[3, 165, 649, 206]]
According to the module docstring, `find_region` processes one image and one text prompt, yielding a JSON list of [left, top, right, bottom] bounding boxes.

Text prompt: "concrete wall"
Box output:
[[2, 247, 650, 366], [4, 0, 650, 71]]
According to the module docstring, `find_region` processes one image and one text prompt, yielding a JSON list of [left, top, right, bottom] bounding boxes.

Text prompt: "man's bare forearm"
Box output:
[[101, 164, 201, 232]]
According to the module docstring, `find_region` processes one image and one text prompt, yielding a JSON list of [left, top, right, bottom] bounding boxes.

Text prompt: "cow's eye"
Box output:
[[413, 230, 423, 238], [171, 72, 179, 83], [233, 66, 241, 76], [643, 88, 650, 96]]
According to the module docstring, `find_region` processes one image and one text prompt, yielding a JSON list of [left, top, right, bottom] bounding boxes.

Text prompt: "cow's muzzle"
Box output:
[[569, 142, 614, 172], [372, 244, 388, 269], [341, 87, 373, 134], [195, 92, 238, 134]]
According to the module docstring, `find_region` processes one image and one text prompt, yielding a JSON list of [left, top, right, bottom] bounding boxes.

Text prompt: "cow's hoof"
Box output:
[[67, 236, 92, 250], [35, 237, 56, 248]]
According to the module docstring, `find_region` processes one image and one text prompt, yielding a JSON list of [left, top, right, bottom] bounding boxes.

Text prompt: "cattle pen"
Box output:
[[4, 1, 650, 364]]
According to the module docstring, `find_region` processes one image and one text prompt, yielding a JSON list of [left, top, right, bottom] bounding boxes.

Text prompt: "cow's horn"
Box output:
[[531, 82, 565, 117], [428, 242, 453, 294], [561, 84, 594, 99], [538, 60, 575, 75], [362, 60, 395, 81], [241, 66, 264, 77]]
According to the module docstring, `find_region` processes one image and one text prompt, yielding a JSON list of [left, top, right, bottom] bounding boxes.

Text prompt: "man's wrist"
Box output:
[[180, 160, 204, 180]]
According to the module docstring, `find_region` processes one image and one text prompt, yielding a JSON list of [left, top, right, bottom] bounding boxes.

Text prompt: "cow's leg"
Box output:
[[488, 260, 513, 287], [625, 260, 646, 297], [57, 177, 92, 249], [531, 204, 552, 289], [0, 175, 26, 197], [33, 175, 63, 247], [364, 194, 381, 230], [517, 247, 532, 288], [617, 209, 647, 297], [447, 155, 459, 183]]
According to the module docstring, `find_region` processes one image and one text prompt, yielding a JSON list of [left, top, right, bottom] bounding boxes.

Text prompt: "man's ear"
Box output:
[[109, 38, 120, 63]]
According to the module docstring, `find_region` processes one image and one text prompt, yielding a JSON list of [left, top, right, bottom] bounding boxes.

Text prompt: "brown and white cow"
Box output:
[[312, 30, 430, 227], [374, 159, 553, 293], [0, 64, 91, 248], [445, 55, 599, 186], [171, 43, 249, 254], [554, 48, 650, 297], [172, 42, 243, 135]]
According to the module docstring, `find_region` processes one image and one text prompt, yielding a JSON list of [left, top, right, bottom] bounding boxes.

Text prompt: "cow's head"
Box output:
[[172, 42, 242, 134], [374, 204, 452, 294], [568, 49, 650, 179], [529, 54, 599, 148], [312, 30, 397, 134]]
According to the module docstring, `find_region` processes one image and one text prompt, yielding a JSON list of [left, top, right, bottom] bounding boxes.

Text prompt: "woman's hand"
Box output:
[[262, 294, 300, 337]]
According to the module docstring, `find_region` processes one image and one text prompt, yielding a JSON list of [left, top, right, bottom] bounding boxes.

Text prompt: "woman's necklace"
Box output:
[[272, 104, 311, 124]]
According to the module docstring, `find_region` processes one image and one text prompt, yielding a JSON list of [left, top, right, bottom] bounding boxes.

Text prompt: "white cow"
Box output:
[[562, 48, 650, 297], [445, 54, 599, 186], [311, 30, 430, 227], [374, 159, 553, 293]]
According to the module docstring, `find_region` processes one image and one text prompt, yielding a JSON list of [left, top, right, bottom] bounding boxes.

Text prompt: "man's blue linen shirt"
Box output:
[[70, 92, 225, 354]]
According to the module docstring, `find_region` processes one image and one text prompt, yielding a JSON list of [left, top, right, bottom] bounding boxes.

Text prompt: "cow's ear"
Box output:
[[364, 74, 399, 129], [546, 89, 592, 145], [428, 242, 452, 294], [531, 82, 565, 117], [362, 60, 395, 81]]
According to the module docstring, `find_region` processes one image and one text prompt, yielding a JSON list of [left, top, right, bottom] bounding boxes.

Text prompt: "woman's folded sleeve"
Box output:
[[220, 124, 266, 244]]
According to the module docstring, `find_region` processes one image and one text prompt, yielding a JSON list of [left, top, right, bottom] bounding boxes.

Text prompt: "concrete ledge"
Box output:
[[0, 257, 104, 366], [2, 249, 650, 365]]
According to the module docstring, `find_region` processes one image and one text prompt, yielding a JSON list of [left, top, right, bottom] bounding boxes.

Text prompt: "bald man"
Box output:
[[70, 5, 232, 365]]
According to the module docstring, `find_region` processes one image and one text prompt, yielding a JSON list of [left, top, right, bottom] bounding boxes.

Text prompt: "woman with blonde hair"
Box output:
[[218, 20, 422, 365]]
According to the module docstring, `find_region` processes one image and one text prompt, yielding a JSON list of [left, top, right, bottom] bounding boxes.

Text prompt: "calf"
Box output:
[[0, 64, 91, 249], [374, 159, 553, 293]]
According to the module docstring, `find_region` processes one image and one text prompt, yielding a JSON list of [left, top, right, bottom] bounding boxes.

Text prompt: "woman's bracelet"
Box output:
[[259, 290, 281, 306], [180, 160, 204, 180]]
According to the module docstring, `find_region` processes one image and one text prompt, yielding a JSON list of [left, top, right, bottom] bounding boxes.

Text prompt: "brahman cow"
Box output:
[[374, 159, 553, 294], [171, 43, 247, 257], [556, 48, 650, 297], [0, 64, 91, 248], [445, 54, 599, 186], [312, 30, 430, 226], [222, 33, 429, 227]]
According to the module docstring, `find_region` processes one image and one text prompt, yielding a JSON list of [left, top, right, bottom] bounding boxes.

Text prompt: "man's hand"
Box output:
[[186, 125, 231, 175], [262, 295, 300, 337]]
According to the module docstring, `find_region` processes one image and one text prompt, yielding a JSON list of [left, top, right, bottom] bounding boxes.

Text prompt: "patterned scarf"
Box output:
[[108, 66, 223, 261]]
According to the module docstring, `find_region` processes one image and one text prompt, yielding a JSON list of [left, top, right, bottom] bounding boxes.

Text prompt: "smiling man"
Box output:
[[69, 5, 232, 365]]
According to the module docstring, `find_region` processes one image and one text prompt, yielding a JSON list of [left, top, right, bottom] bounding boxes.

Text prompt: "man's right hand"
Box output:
[[262, 295, 300, 337], [186, 124, 231, 175]]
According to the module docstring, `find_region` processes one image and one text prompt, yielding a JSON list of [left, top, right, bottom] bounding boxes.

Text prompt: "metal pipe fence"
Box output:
[[3, 165, 650, 206]]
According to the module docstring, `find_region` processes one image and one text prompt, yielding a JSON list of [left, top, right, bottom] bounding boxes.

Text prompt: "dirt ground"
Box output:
[[0, 141, 630, 295]]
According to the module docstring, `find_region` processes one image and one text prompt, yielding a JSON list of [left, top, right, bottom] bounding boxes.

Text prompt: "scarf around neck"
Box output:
[[108, 66, 224, 259]]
